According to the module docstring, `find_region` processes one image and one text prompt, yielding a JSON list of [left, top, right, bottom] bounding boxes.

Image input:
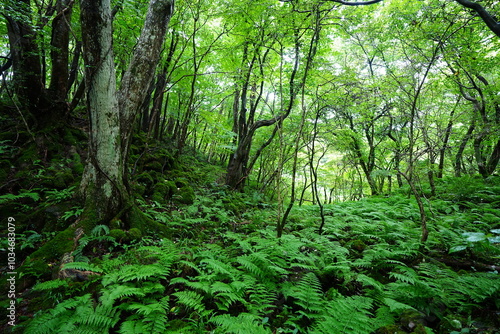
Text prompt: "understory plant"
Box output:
[[21, 192, 499, 334]]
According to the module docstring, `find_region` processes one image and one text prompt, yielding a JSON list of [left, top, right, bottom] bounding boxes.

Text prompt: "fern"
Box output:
[[283, 272, 324, 316], [200, 257, 238, 280], [102, 263, 168, 286], [310, 296, 374, 334], [209, 313, 272, 334], [61, 261, 104, 273], [121, 297, 170, 333], [211, 280, 246, 311], [246, 280, 278, 315], [32, 279, 70, 291], [25, 294, 120, 334], [173, 290, 210, 315]]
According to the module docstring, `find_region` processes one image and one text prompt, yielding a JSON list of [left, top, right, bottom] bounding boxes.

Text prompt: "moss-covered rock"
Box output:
[[109, 218, 124, 230], [110, 229, 127, 241], [127, 206, 171, 238], [376, 325, 406, 334], [136, 172, 155, 194], [144, 160, 163, 172], [400, 309, 426, 332], [175, 186, 195, 204], [27, 228, 75, 262], [127, 228, 142, 241]]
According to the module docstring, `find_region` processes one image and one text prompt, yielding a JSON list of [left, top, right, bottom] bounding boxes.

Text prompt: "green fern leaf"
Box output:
[[284, 272, 324, 316], [173, 290, 208, 314], [209, 313, 272, 334]]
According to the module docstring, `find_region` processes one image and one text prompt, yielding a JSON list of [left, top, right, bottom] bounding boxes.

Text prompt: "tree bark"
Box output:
[[80, 0, 125, 223], [79, 0, 174, 225], [5, 0, 45, 122], [6, 0, 74, 127], [118, 0, 174, 170], [453, 0, 500, 37]]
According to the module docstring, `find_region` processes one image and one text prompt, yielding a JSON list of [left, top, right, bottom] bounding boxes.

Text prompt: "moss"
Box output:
[[71, 152, 84, 175], [350, 239, 367, 252], [110, 229, 127, 241], [144, 160, 163, 172], [17, 144, 38, 167], [16, 258, 53, 290], [376, 325, 405, 334], [50, 171, 74, 189], [127, 228, 142, 241], [400, 309, 426, 332], [128, 205, 171, 238], [131, 181, 146, 196], [109, 218, 123, 230], [151, 191, 164, 203], [173, 177, 189, 188], [28, 227, 75, 262], [63, 128, 79, 146], [175, 186, 195, 204], [136, 172, 155, 195]]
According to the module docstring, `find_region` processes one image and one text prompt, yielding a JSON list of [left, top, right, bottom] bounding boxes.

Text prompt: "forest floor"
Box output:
[[0, 134, 499, 334]]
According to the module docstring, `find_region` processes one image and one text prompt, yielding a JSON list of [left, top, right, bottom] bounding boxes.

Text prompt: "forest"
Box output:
[[0, 0, 499, 333]]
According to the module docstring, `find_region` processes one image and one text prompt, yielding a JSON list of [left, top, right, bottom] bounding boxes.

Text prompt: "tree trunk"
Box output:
[[48, 0, 73, 118], [6, 0, 74, 128], [5, 0, 45, 118], [455, 122, 475, 177], [79, 0, 174, 225], [79, 0, 126, 224]]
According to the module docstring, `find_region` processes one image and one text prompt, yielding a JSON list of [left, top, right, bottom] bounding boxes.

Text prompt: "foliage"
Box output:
[[20, 188, 500, 333]]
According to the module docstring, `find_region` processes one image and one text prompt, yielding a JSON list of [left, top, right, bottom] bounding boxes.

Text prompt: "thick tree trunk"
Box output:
[[80, 0, 126, 224], [79, 0, 174, 225]]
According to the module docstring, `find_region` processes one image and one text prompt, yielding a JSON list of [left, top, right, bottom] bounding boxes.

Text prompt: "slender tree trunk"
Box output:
[[118, 0, 174, 171], [455, 122, 475, 177]]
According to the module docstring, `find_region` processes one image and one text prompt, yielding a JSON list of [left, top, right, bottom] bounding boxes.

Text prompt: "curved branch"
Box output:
[[279, 0, 383, 4], [330, 0, 383, 5], [454, 0, 500, 37]]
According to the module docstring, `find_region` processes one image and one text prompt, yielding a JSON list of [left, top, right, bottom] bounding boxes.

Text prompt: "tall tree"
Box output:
[[79, 0, 174, 225]]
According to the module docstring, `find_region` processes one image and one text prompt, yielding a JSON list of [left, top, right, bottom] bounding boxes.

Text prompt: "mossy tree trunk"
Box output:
[[79, 0, 126, 224], [79, 0, 174, 226]]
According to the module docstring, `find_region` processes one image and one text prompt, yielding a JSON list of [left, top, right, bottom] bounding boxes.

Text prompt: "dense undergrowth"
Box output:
[[1, 138, 500, 333]]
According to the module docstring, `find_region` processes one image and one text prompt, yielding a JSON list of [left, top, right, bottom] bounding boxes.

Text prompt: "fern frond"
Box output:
[[25, 294, 119, 334], [200, 258, 237, 280], [389, 265, 418, 285], [311, 296, 374, 334], [32, 279, 70, 291], [171, 277, 213, 294], [173, 290, 207, 314], [284, 272, 324, 316], [209, 313, 272, 334], [61, 261, 104, 273], [246, 282, 278, 315], [102, 264, 166, 286], [100, 284, 147, 307]]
